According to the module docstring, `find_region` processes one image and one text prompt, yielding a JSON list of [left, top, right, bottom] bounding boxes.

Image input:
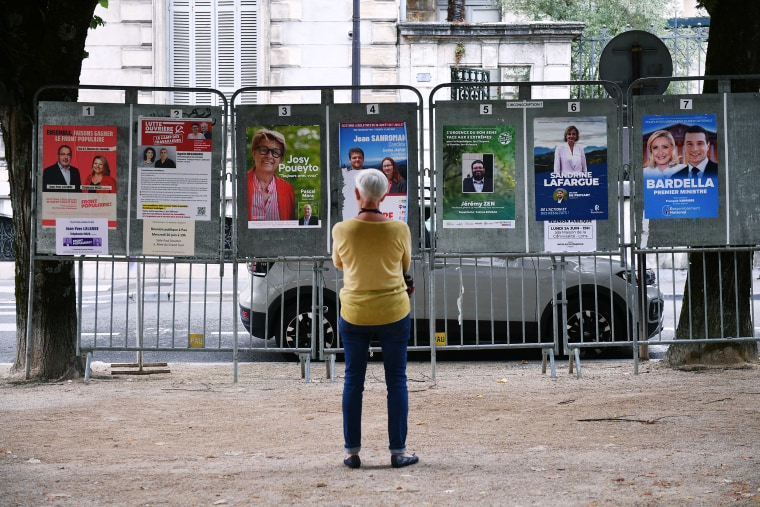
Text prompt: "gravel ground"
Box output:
[[2, 359, 760, 506]]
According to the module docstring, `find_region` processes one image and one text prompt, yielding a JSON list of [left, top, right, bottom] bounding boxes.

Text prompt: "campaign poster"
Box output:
[[41, 125, 118, 228], [55, 218, 109, 255], [441, 125, 516, 228], [137, 118, 213, 221], [245, 125, 321, 229], [339, 122, 408, 222], [533, 117, 608, 221], [544, 220, 596, 253], [642, 114, 719, 219]]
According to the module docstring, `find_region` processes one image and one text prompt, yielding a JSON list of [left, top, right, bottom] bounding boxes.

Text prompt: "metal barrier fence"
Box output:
[[29, 76, 760, 383]]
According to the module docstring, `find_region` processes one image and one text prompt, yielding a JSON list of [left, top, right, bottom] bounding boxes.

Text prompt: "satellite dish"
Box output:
[[598, 30, 673, 97]]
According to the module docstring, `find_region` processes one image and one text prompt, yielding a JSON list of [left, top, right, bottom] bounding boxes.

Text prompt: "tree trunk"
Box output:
[[665, 1, 760, 367], [447, 0, 466, 22], [0, 1, 100, 379]]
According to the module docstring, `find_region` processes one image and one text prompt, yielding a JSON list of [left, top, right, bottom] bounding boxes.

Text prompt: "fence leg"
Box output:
[[327, 354, 336, 382], [542, 347, 556, 378], [299, 353, 311, 383], [84, 352, 92, 382], [574, 348, 582, 378]]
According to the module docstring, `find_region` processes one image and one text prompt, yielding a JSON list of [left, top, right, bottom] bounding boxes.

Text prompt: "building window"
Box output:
[[498, 66, 531, 100], [168, 0, 259, 105], [436, 0, 502, 22]]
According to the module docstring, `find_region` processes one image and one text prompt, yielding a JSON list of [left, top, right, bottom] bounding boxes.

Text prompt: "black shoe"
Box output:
[[344, 455, 361, 469], [391, 454, 419, 468]]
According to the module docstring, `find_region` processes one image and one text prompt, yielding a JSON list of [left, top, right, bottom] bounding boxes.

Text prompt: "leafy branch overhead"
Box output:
[[496, 0, 679, 35]]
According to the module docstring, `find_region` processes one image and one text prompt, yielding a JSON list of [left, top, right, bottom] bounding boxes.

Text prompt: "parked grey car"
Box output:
[[239, 254, 664, 357]]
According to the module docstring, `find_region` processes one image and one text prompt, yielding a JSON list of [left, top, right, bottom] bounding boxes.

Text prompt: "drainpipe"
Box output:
[[352, 0, 360, 103]]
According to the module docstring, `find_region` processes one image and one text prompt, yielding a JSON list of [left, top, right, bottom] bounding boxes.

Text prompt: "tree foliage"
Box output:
[[496, 0, 679, 35]]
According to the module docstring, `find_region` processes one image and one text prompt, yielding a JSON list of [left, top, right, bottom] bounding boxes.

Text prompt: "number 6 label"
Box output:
[[568, 102, 580, 113]]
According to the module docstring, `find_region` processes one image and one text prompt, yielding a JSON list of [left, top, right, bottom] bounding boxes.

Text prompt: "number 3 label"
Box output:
[[568, 102, 580, 113], [279, 106, 291, 117]]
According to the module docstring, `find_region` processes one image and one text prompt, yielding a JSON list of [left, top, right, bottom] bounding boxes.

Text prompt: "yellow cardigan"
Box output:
[[331, 219, 411, 326]]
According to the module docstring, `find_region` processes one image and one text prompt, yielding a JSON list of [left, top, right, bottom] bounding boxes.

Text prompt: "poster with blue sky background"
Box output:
[[533, 116, 608, 221]]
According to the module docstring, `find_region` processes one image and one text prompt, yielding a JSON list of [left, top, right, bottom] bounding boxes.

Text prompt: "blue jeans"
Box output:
[[340, 314, 410, 455]]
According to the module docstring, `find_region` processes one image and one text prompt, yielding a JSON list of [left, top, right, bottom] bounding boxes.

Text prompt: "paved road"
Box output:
[[0, 278, 291, 364]]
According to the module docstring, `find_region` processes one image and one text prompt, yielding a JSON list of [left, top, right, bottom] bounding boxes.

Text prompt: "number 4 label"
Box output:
[[680, 99, 693, 110], [568, 102, 580, 113], [367, 104, 379, 115]]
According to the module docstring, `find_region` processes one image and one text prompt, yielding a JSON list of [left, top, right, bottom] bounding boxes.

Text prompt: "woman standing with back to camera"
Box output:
[[331, 168, 419, 469]]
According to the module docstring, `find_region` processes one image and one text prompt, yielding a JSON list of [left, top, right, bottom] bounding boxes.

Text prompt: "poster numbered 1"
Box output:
[[568, 102, 580, 113], [279, 106, 291, 117], [82, 106, 95, 117]]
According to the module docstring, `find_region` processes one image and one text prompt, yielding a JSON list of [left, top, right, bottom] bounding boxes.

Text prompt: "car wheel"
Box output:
[[563, 297, 624, 359], [282, 298, 336, 352]]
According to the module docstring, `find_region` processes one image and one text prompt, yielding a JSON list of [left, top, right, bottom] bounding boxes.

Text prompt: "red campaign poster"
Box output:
[[41, 125, 118, 228]]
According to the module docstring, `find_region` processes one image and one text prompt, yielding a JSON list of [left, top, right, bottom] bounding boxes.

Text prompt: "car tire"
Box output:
[[281, 297, 336, 353], [563, 296, 626, 359]]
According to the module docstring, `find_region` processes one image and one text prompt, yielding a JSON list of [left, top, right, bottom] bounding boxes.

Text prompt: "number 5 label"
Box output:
[[480, 104, 492, 115]]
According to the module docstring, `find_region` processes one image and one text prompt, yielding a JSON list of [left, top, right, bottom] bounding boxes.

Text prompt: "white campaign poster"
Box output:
[[142, 220, 196, 256], [55, 218, 109, 255], [137, 118, 213, 221], [544, 220, 596, 253]]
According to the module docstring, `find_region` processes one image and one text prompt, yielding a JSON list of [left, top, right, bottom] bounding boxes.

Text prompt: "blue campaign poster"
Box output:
[[338, 122, 409, 222], [642, 114, 718, 219], [533, 117, 608, 221]]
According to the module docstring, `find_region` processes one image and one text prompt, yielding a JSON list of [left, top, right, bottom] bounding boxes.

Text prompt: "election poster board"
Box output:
[[245, 125, 322, 229], [641, 114, 719, 220], [338, 122, 409, 222], [41, 125, 118, 228], [137, 118, 213, 221], [533, 116, 608, 221], [441, 125, 516, 228]]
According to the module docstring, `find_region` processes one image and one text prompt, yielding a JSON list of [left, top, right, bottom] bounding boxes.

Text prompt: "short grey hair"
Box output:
[[354, 168, 387, 201]]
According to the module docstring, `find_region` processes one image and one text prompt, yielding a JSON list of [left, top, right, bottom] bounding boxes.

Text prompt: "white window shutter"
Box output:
[[169, 0, 259, 105]]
